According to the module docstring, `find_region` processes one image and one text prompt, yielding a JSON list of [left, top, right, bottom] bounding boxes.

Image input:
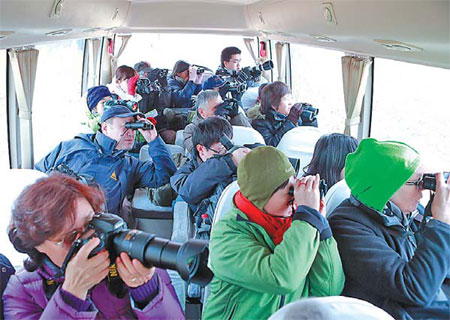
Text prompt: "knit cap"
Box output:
[[86, 86, 112, 112], [345, 138, 420, 212], [237, 146, 295, 211]]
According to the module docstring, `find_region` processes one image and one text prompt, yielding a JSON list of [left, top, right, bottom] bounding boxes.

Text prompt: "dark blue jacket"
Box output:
[[168, 77, 201, 109], [35, 132, 176, 217], [251, 109, 318, 147], [329, 196, 450, 320]]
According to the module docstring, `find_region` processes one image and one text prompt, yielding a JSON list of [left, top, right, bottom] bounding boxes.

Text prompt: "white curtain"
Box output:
[[8, 48, 39, 168], [111, 34, 131, 76], [88, 38, 102, 86], [275, 42, 287, 82], [341, 56, 372, 136], [243, 38, 259, 64]]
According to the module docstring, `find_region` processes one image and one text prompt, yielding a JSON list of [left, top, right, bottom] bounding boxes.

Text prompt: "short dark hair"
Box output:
[[260, 81, 291, 115], [192, 116, 233, 151], [304, 133, 359, 188], [221, 47, 241, 67], [115, 65, 137, 81]]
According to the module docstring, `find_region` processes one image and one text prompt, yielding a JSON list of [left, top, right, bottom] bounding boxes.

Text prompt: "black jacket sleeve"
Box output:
[[251, 118, 296, 147]]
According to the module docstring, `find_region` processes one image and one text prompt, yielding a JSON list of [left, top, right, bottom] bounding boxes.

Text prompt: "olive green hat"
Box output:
[[345, 138, 420, 212], [237, 146, 295, 211]]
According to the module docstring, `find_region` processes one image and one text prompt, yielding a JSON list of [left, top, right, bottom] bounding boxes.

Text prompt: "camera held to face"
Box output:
[[298, 103, 319, 123], [60, 213, 213, 286], [125, 121, 154, 130], [288, 179, 328, 200], [421, 172, 449, 191]]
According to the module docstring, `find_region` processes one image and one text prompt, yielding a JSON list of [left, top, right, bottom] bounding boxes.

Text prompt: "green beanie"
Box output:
[[345, 138, 420, 212], [237, 146, 295, 211]]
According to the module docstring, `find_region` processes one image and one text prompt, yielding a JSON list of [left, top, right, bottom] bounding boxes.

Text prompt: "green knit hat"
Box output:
[[345, 138, 420, 212], [237, 146, 295, 211]]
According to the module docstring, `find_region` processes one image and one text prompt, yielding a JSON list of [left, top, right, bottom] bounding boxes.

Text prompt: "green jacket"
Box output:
[[203, 206, 345, 320]]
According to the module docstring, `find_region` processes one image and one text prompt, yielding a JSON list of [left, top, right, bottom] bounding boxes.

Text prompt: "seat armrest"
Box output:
[[172, 201, 194, 243]]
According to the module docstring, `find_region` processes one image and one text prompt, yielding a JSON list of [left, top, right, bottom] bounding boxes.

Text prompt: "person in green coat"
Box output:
[[203, 146, 345, 320]]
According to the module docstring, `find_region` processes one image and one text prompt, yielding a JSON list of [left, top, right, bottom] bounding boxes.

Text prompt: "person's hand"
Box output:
[[137, 116, 158, 142], [116, 252, 156, 288], [189, 66, 199, 83], [287, 103, 303, 124], [431, 172, 450, 225], [294, 174, 321, 213], [62, 238, 110, 300], [231, 147, 251, 166]]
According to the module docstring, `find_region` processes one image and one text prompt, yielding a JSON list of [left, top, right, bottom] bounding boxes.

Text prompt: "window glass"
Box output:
[[0, 50, 8, 168], [290, 44, 345, 134], [117, 33, 255, 73], [33, 40, 85, 162], [371, 59, 450, 168]]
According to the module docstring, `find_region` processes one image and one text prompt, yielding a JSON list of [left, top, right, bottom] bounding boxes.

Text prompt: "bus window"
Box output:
[[0, 50, 8, 169], [117, 33, 255, 72], [371, 59, 450, 166], [32, 40, 85, 162], [290, 44, 345, 134]]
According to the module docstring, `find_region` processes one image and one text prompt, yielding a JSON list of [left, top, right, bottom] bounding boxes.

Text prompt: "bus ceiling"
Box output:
[[0, 0, 448, 69]]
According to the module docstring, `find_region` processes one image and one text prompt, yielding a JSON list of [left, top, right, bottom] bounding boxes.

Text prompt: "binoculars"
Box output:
[[125, 121, 154, 130]]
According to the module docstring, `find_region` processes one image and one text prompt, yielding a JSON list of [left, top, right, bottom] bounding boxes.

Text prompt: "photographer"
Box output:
[[3, 174, 183, 319], [252, 81, 318, 147], [203, 146, 344, 319], [183, 90, 251, 155], [328, 138, 450, 319], [168, 60, 202, 108], [35, 105, 176, 224]]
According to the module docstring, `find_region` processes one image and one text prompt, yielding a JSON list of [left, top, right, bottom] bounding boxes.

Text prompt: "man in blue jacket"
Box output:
[[35, 105, 177, 224], [328, 138, 450, 319], [168, 60, 202, 108]]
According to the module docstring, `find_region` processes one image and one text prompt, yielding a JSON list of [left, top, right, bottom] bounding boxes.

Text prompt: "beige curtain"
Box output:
[[87, 38, 102, 86], [341, 56, 372, 136], [111, 34, 131, 76], [275, 42, 287, 82], [243, 37, 259, 64], [8, 48, 39, 168]]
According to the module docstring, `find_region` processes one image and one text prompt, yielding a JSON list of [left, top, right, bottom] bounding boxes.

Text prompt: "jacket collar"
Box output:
[[266, 108, 288, 122], [94, 131, 127, 157], [350, 195, 409, 228]]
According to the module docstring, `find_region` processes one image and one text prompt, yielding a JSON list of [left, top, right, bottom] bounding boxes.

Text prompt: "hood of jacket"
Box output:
[[345, 138, 420, 212]]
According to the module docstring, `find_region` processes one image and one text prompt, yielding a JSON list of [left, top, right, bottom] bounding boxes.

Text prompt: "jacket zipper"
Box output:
[[279, 295, 286, 309]]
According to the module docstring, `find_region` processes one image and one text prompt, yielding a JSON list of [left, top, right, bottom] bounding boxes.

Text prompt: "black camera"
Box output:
[[214, 98, 239, 118], [288, 179, 328, 200], [125, 121, 154, 130], [136, 68, 169, 95], [196, 67, 205, 75], [219, 133, 235, 152], [61, 213, 213, 286], [249, 60, 274, 75], [421, 172, 449, 191], [297, 103, 319, 123]]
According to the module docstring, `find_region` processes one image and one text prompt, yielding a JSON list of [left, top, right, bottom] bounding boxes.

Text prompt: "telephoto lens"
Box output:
[[125, 121, 154, 130]]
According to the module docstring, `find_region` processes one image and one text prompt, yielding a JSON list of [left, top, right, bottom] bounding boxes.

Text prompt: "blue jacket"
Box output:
[[252, 109, 318, 147], [35, 132, 176, 217], [168, 77, 201, 109], [329, 196, 450, 320], [3, 263, 183, 319]]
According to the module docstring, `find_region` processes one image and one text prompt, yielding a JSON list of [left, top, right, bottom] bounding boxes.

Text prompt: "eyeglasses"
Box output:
[[229, 59, 241, 64], [404, 176, 423, 189], [206, 144, 226, 155], [53, 224, 92, 246]]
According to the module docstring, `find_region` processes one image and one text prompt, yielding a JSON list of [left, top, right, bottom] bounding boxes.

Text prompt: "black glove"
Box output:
[[287, 103, 303, 124]]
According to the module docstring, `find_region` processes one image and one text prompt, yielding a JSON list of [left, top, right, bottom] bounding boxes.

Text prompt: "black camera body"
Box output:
[[125, 121, 154, 130], [136, 68, 169, 95], [214, 98, 239, 119], [421, 172, 449, 191], [61, 213, 212, 286], [298, 103, 319, 123]]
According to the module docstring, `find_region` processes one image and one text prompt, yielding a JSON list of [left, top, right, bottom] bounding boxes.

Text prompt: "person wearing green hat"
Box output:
[[202, 146, 344, 320], [328, 138, 450, 319]]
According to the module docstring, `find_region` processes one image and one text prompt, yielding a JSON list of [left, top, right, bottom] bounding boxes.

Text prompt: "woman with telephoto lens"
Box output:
[[3, 173, 183, 319]]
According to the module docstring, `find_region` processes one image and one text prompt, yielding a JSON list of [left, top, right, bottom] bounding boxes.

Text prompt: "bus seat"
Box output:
[[231, 126, 265, 146], [324, 179, 351, 218], [139, 144, 184, 162], [1, 169, 47, 268], [276, 127, 321, 175], [212, 181, 240, 229], [171, 201, 194, 243], [175, 130, 184, 149]]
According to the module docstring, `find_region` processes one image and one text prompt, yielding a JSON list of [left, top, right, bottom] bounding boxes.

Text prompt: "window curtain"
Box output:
[[243, 38, 259, 64], [275, 42, 287, 82], [110, 34, 131, 77], [341, 56, 372, 136], [87, 38, 102, 86], [8, 48, 39, 168]]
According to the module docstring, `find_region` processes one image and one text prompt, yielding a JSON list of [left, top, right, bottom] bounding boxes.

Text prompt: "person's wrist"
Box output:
[[62, 282, 88, 300]]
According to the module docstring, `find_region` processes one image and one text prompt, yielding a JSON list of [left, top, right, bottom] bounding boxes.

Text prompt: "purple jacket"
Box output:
[[3, 265, 184, 319]]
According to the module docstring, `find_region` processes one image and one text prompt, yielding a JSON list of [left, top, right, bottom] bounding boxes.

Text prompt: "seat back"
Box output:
[[276, 126, 321, 175], [139, 143, 184, 162], [212, 181, 240, 226], [231, 126, 265, 146], [324, 179, 351, 217], [1, 169, 46, 267]]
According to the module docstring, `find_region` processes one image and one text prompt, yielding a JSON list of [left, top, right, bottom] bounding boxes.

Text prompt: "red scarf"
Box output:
[[234, 191, 292, 245]]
